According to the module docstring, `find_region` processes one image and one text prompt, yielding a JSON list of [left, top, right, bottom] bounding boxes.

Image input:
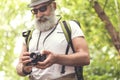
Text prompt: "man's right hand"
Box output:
[[20, 52, 33, 75]]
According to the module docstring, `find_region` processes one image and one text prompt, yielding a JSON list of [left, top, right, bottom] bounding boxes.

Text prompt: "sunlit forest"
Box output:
[[0, 0, 120, 80]]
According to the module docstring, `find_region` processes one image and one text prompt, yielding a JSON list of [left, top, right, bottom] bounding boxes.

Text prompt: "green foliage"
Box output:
[[0, 0, 120, 80], [0, 0, 30, 80], [84, 47, 120, 80]]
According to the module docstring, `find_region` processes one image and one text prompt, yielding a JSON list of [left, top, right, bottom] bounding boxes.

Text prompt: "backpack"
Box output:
[[22, 20, 84, 80]]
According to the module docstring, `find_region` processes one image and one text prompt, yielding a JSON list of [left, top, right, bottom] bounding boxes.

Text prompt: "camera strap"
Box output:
[[36, 31, 41, 50], [43, 17, 61, 45], [36, 18, 61, 50]]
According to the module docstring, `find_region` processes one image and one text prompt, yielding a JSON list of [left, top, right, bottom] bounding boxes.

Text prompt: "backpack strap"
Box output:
[[60, 20, 84, 80], [22, 29, 34, 51], [60, 21, 72, 74]]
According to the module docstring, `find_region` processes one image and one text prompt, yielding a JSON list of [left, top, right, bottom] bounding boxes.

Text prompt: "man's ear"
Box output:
[[52, 2, 56, 10]]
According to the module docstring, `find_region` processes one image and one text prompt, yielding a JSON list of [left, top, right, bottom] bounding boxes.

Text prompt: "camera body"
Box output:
[[26, 51, 46, 66]]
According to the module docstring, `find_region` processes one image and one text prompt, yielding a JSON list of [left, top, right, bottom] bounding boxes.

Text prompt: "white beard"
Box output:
[[34, 10, 56, 32]]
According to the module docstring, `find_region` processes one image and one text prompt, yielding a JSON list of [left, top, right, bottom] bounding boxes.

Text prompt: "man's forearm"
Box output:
[[55, 52, 90, 66]]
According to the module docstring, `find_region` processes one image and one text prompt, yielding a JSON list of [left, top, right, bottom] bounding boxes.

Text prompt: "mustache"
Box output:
[[36, 16, 50, 22]]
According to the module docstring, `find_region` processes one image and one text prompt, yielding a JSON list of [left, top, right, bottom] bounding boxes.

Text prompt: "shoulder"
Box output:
[[68, 20, 84, 38], [69, 20, 80, 28]]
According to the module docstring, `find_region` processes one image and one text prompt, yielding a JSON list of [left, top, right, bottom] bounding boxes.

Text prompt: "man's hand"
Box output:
[[36, 50, 57, 69], [20, 52, 33, 74]]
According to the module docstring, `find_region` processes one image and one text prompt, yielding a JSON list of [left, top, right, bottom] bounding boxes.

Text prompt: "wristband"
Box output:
[[22, 66, 32, 75]]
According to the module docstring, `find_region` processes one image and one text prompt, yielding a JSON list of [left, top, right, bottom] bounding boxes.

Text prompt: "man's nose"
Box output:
[[36, 10, 44, 18]]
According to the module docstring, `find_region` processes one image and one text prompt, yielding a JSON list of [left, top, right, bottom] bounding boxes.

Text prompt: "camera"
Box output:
[[26, 51, 46, 66]]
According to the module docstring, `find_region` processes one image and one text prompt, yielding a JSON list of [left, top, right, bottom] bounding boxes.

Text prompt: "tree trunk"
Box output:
[[91, 1, 120, 55]]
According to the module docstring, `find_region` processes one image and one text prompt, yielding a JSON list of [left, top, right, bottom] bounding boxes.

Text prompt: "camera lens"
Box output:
[[30, 52, 37, 59]]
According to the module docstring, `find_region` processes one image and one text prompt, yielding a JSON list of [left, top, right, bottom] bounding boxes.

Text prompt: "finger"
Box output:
[[22, 52, 30, 56], [21, 56, 30, 61], [36, 63, 51, 69], [37, 59, 52, 67], [22, 59, 31, 65], [42, 50, 51, 55], [37, 61, 47, 66]]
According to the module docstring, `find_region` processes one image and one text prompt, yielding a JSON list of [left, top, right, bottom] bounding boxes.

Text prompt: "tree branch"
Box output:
[[92, 1, 120, 55]]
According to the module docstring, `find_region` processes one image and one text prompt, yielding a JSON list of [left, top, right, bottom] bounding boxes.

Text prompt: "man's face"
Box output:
[[31, 2, 56, 31]]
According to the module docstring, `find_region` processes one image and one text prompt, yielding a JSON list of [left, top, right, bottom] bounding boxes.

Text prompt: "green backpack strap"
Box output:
[[60, 20, 84, 80], [22, 29, 34, 51], [60, 20, 81, 44], [60, 21, 71, 43], [60, 20, 75, 53]]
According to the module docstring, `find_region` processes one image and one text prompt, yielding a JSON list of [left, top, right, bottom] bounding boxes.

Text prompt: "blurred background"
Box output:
[[0, 0, 120, 80]]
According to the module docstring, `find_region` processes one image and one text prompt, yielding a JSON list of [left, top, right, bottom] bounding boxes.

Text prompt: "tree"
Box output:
[[0, 0, 120, 80], [90, 0, 120, 55]]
